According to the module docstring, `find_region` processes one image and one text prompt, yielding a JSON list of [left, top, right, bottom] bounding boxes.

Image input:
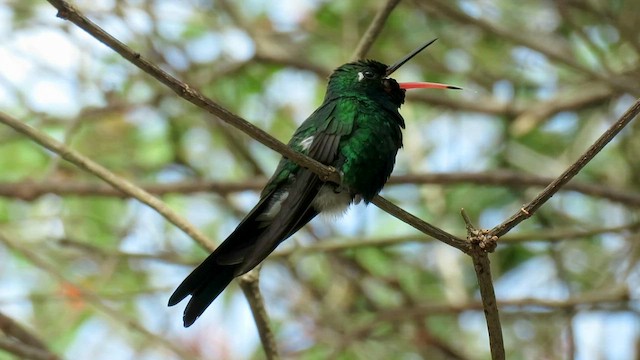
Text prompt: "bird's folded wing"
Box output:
[[236, 131, 342, 275]]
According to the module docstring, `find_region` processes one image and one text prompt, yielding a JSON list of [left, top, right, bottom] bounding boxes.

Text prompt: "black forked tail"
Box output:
[[168, 255, 237, 327], [168, 170, 322, 327], [168, 191, 278, 327]]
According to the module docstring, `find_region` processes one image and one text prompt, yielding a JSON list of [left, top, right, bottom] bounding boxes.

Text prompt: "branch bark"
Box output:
[[372, 195, 468, 252], [238, 270, 280, 360], [0, 111, 216, 252], [0, 337, 59, 360], [0, 312, 59, 360], [3, 170, 640, 206], [490, 97, 640, 237], [461, 210, 504, 360], [351, 0, 402, 61], [45, 0, 340, 185]]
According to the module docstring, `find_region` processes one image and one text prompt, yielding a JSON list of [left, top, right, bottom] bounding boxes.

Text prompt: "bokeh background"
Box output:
[[1, 0, 639, 359]]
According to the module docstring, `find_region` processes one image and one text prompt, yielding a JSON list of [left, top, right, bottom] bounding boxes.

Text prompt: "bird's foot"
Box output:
[[461, 208, 498, 253], [467, 228, 498, 253]]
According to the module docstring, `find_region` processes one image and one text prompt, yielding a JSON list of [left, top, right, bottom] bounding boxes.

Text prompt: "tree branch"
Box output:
[[0, 312, 49, 353], [0, 312, 59, 360], [0, 337, 59, 360], [45, 0, 340, 185], [238, 270, 279, 360], [375, 286, 631, 320], [372, 195, 468, 252], [273, 221, 640, 256], [351, 0, 402, 61], [0, 111, 216, 252], [461, 210, 504, 360], [490, 97, 640, 237], [3, 170, 640, 206]]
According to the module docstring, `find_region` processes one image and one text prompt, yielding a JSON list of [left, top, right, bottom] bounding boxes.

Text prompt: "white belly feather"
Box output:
[[311, 184, 352, 215]]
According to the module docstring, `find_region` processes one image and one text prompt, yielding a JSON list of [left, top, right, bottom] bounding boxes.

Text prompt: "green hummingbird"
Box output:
[[169, 39, 460, 327]]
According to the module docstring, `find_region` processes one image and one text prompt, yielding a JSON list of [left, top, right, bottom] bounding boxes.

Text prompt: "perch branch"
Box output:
[[461, 210, 504, 360], [490, 97, 640, 237]]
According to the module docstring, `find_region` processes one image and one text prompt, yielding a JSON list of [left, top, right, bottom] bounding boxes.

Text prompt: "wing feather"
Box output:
[[235, 124, 345, 275]]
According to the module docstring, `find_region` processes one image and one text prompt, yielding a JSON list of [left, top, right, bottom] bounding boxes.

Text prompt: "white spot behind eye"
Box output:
[[357, 72, 364, 81]]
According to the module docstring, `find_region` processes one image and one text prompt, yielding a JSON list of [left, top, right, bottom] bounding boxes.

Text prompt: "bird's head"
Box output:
[[327, 39, 460, 107]]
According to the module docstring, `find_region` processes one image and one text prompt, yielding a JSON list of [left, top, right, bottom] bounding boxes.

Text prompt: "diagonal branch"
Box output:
[[351, 0, 402, 61], [0, 337, 60, 360], [0, 312, 60, 360], [372, 195, 468, 252], [0, 111, 216, 252], [0, 312, 49, 352], [43, 0, 464, 250], [490, 97, 640, 237], [46, 0, 340, 185]]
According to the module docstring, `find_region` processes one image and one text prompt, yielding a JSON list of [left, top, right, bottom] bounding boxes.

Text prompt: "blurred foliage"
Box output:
[[0, 0, 639, 359]]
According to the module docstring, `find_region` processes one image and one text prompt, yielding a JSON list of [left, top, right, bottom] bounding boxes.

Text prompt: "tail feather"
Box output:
[[182, 265, 236, 327], [168, 252, 233, 307], [168, 173, 322, 327], [168, 191, 278, 327]]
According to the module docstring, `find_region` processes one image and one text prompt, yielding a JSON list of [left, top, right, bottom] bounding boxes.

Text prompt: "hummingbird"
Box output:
[[168, 39, 460, 327]]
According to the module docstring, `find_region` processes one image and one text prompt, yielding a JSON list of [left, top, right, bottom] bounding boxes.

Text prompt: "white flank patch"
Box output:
[[312, 185, 351, 217], [300, 136, 314, 151]]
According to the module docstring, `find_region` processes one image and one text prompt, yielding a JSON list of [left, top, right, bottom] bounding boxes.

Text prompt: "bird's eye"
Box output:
[[357, 71, 375, 81]]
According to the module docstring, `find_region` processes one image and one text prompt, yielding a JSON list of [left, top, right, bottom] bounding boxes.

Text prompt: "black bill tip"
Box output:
[[385, 38, 438, 76]]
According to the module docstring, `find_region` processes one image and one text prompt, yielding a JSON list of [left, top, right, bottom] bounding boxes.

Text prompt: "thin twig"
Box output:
[[351, 0, 402, 61], [372, 195, 468, 252], [238, 270, 280, 360], [490, 97, 640, 237], [0, 111, 215, 252], [391, 172, 640, 207], [461, 209, 504, 360]]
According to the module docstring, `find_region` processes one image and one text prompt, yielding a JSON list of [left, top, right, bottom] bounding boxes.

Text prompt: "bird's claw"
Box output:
[[468, 228, 498, 253]]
